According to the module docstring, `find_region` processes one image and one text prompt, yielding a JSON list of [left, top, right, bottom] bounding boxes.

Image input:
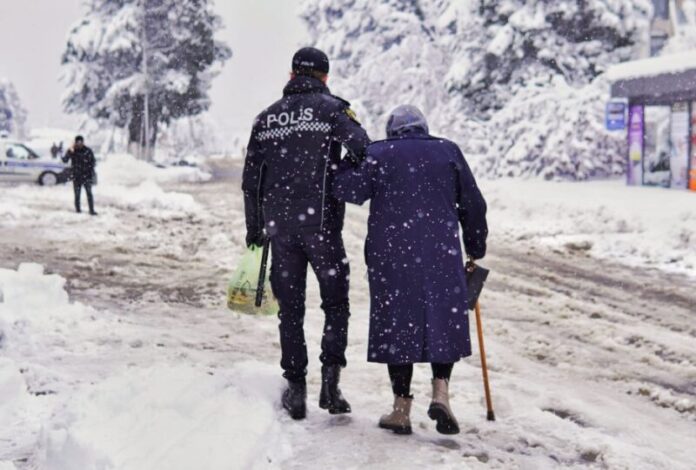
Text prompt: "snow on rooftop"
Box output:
[[606, 50, 696, 82]]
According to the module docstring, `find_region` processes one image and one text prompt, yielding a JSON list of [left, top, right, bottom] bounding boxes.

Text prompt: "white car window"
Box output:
[[6, 144, 31, 160], [24, 145, 40, 160]]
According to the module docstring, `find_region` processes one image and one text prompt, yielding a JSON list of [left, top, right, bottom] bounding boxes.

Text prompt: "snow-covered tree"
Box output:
[[300, 0, 653, 179], [480, 75, 627, 179], [301, 0, 454, 137], [157, 112, 223, 159], [61, 0, 231, 158], [662, 0, 696, 54], [446, 0, 652, 117], [0, 79, 28, 139]]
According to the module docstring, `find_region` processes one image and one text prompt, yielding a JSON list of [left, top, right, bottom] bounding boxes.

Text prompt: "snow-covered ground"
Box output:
[[1, 153, 210, 228], [0, 157, 694, 469], [0, 264, 289, 470], [482, 179, 696, 278]]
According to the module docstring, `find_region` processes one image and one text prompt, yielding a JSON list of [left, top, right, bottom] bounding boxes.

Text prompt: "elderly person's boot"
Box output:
[[378, 396, 413, 435], [428, 378, 460, 434]]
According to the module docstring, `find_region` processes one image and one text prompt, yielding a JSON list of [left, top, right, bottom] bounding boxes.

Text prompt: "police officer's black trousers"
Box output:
[[270, 231, 350, 384], [73, 180, 94, 213]]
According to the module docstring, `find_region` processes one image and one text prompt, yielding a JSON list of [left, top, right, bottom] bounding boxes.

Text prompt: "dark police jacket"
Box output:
[[242, 75, 370, 239], [62, 146, 96, 184]]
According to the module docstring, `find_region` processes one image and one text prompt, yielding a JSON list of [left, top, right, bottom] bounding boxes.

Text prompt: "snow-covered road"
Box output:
[[1, 160, 694, 469]]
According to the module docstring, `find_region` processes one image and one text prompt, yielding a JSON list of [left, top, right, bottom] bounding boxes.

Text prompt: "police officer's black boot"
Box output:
[[319, 365, 351, 414], [282, 381, 307, 420]]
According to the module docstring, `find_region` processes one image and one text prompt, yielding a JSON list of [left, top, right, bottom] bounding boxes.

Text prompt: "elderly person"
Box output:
[[333, 105, 487, 435]]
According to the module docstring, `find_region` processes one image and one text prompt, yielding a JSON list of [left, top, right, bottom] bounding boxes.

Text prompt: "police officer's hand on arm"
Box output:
[[332, 103, 370, 166]]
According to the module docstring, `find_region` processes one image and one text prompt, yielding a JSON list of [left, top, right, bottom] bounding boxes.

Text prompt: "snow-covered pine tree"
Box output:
[[300, 0, 653, 180], [445, 0, 652, 179], [300, 0, 455, 138], [662, 0, 696, 53], [0, 78, 28, 139], [446, 0, 652, 117], [61, 0, 231, 158]]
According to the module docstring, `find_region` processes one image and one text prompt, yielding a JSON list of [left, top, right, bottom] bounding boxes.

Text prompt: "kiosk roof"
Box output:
[[608, 51, 696, 104]]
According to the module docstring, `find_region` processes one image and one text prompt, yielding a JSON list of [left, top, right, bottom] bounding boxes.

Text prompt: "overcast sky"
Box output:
[[0, 0, 307, 138]]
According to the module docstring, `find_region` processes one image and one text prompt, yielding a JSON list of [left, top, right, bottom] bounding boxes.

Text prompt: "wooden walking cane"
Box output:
[[474, 300, 495, 421], [254, 238, 270, 308]]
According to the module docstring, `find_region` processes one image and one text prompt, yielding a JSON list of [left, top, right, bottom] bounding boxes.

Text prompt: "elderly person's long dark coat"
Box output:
[[334, 106, 488, 365]]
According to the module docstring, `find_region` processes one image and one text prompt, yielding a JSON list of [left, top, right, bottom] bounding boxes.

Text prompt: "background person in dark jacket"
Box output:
[[334, 105, 487, 435], [62, 135, 97, 215], [242, 47, 370, 420]]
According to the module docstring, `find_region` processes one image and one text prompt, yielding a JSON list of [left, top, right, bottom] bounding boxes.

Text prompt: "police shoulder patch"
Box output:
[[345, 107, 360, 125]]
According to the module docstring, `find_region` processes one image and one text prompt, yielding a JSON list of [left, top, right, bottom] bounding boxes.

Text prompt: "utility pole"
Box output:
[[141, 0, 150, 161]]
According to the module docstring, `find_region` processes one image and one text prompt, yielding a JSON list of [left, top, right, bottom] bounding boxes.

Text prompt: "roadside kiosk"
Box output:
[[607, 51, 696, 191]]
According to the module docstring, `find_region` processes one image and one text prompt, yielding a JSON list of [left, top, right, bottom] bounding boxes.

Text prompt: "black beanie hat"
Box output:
[[292, 47, 329, 74]]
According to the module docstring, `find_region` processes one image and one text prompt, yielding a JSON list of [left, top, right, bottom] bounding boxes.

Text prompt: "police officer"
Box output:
[[242, 47, 370, 420], [62, 135, 97, 215]]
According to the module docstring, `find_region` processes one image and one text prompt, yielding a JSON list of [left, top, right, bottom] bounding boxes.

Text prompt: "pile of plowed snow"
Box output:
[[0, 153, 208, 219], [483, 179, 696, 277], [98, 153, 211, 186], [0, 264, 288, 470], [38, 364, 288, 470], [93, 153, 209, 212]]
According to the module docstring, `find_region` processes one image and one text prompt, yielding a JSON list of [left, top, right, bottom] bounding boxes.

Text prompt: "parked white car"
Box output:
[[0, 139, 69, 185]]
